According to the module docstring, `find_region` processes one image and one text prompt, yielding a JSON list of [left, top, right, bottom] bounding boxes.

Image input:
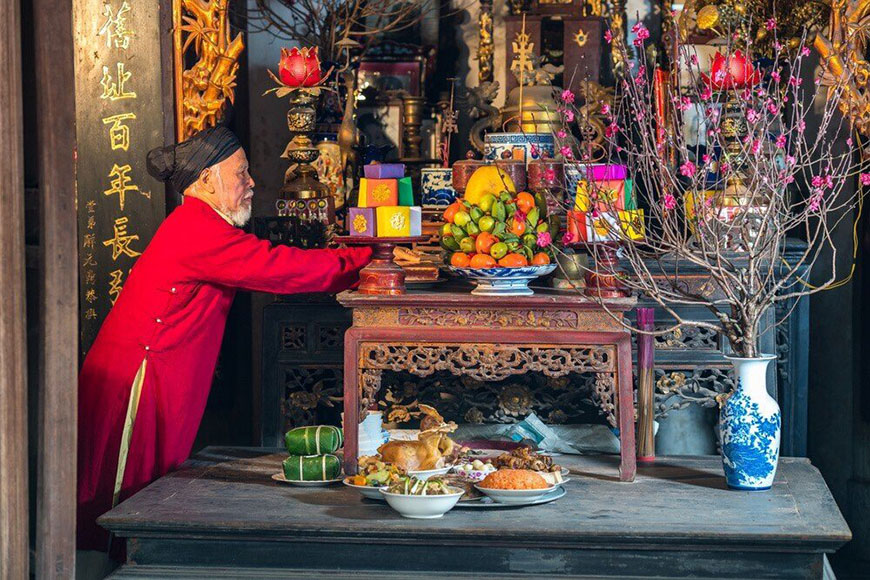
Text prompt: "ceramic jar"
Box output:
[[494, 159, 527, 192], [720, 354, 781, 490], [452, 152, 484, 197], [484, 132, 555, 164], [420, 167, 457, 207]]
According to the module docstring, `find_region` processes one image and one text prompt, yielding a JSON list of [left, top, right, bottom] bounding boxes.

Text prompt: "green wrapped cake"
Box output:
[[284, 425, 344, 455], [282, 454, 342, 482]]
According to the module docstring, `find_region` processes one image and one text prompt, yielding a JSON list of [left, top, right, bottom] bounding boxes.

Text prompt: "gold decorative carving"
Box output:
[[359, 343, 615, 382], [816, 0, 870, 136], [477, 0, 495, 84], [397, 308, 580, 329], [173, 0, 244, 140], [574, 28, 588, 48], [593, 372, 617, 428]]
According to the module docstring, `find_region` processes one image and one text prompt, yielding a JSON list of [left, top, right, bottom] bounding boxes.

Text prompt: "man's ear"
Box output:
[[199, 168, 215, 193]]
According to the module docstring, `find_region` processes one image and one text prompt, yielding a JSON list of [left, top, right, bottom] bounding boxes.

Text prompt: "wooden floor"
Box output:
[[101, 447, 851, 579]]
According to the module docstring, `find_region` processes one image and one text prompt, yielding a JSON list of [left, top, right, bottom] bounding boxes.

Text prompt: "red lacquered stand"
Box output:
[[334, 235, 430, 295], [577, 242, 630, 299]]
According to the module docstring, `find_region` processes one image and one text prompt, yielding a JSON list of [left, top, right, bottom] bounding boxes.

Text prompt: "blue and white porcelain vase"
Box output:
[[719, 354, 781, 490]]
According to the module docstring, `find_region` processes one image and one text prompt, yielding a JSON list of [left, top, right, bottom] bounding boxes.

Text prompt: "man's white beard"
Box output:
[[221, 196, 252, 227]]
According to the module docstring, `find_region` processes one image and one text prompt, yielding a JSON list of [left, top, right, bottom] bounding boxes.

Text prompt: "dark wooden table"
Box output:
[[336, 287, 639, 481], [101, 447, 850, 579]]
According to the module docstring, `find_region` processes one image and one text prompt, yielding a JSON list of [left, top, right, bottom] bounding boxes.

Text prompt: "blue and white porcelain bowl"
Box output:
[[421, 168, 457, 207], [484, 133, 555, 164], [448, 264, 557, 296]]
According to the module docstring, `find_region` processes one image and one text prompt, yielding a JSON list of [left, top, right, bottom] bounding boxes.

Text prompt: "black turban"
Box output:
[[146, 126, 242, 194]]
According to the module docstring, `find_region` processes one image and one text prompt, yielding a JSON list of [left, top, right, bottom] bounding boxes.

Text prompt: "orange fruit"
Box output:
[[469, 253, 497, 269], [450, 252, 471, 268], [442, 202, 462, 224], [516, 191, 536, 214], [532, 252, 551, 265], [509, 218, 527, 236], [498, 253, 529, 268], [475, 231, 497, 255]]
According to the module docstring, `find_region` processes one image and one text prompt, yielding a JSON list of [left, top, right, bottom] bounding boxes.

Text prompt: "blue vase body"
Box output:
[[719, 355, 781, 490]]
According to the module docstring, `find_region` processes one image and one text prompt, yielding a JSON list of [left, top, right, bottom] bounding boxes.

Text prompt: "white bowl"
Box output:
[[407, 466, 452, 480], [343, 478, 386, 500], [379, 486, 465, 519], [474, 484, 559, 504]]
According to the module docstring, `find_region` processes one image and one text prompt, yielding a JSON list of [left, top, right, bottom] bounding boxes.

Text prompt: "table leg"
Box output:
[[343, 333, 360, 476], [616, 336, 637, 482]]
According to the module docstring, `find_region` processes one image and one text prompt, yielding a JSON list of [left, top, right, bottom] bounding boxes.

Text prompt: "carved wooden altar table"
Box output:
[[336, 286, 638, 481]]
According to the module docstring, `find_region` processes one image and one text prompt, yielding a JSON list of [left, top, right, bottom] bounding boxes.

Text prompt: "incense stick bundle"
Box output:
[[636, 308, 655, 462]]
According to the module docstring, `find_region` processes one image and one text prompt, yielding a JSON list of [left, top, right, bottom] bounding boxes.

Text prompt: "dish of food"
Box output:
[[442, 473, 485, 502], [450, 459, 496, 482], [493, 446, 562, 473], [385, 476, 455, 496], [478, 469, 549, 490], [342, 478, 387, 500], [455, 486, 566, 509], [379, 476, 465, 519]]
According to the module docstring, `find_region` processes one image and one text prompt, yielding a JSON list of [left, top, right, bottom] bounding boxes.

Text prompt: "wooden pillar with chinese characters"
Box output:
[[73, 0, 169, 359]]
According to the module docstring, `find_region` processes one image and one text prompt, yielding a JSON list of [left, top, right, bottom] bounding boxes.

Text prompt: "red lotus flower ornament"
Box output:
[[702, 50, 761, 91], [278, 47, 322, 88]]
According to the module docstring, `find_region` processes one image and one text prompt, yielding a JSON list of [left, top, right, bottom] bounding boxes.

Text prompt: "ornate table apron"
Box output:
[[337, 289, 638, 482]]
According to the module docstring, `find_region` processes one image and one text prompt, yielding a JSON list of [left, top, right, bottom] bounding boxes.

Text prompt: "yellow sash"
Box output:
[[112, 358, 147, 507]]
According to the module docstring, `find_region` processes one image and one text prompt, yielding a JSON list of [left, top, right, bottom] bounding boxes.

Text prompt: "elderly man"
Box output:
[[77, 127, 371, 551]]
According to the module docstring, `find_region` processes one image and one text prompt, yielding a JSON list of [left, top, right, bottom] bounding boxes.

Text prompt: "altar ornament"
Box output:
[[485, 133, 556, 164], [494, 158, 528, 192], [559, 23, 869, 489], [467, 82, 502, 155], [278, 47, 322, 88], [702, 51, 761, 91], [172, 0, 244, 140], [477, 0, 495, 84], [451, 152, 485, 198], [816, 0, 870, 137]]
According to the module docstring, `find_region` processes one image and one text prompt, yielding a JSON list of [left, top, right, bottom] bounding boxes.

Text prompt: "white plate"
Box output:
[[474, 483, 561, 504], [342, 478, 386, 500], [407, 466, 451, 480], [456, 486, 566, 509], [379, 486, 465, 519], [272, 473, 343, 486]]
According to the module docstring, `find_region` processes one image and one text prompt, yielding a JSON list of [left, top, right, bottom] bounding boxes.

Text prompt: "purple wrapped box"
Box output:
[[363, 163, 405, 179], [348, 207, 377, 237], [584, 164, 627, 181]]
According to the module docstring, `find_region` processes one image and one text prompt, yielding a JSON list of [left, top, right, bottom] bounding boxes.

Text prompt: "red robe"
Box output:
[[77, 197, 370, 550]]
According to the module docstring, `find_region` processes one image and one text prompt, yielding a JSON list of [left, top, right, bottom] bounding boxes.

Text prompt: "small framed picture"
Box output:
[[357, 61, 422, 98]]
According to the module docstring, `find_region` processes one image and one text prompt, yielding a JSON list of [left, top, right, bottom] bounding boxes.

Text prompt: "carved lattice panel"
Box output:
[[317, 325, 343, 350], [374, 370, 612, 427], [653, 325, 720, 351], [281, 326, 306, 351], [280, 366, 343, 429], [653, 367, 734, 420], [360, 343, 615, 382]]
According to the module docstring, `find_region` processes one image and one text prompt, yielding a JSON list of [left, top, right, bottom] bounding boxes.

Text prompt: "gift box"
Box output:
[[348, 207, 377, 237], [588, 213, 621, 242], [585, 164, 627, 181], [575, 179, 628, 211], [397, 177, 414, 206], [376, 206, 422, 237], [364, 163, 405, 179], [359, 178, 399, 207], [617, 209, 645, 240], [566, 210, 588, 242]]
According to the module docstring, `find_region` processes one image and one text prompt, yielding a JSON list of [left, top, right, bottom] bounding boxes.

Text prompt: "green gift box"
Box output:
[[398, 177, 414, 206]]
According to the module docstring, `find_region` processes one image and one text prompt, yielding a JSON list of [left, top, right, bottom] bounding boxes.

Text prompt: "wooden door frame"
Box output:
[[34, 0, 78, 573], [0, 0, 29, 574]]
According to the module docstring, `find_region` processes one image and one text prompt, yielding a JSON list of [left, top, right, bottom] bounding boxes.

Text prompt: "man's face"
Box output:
[[209, 148, 255, 226]]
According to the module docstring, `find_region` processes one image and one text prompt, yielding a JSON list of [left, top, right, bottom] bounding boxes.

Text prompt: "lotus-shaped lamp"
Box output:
[[278, 47, 322, 88], [703, 50, 761, 90]]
